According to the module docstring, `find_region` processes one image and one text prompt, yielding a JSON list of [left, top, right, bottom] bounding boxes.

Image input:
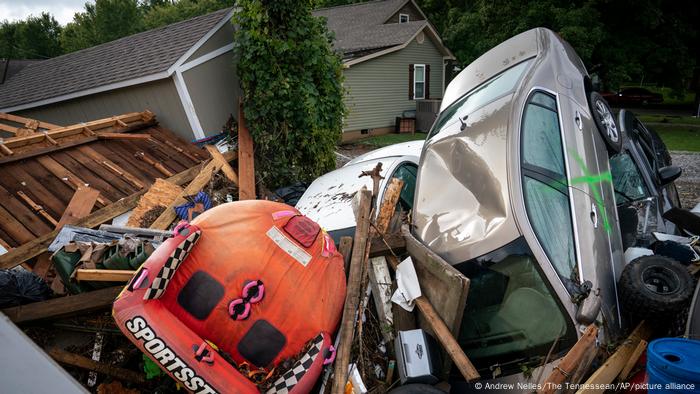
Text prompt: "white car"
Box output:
[[296, 141, 422, 242]]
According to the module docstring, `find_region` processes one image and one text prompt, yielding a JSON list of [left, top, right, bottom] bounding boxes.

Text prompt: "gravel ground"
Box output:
[[671, 151, 700, 209]]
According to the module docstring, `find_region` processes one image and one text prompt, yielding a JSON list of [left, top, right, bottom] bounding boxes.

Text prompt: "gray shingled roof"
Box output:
[[0, 8, 232, 110], [313, 0, 425, 54]]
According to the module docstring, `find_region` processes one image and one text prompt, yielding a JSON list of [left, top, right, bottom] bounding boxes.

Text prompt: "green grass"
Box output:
[[652, 125, 700, 152], [351, 132, 428, 148], [637, 114, 700, 125]]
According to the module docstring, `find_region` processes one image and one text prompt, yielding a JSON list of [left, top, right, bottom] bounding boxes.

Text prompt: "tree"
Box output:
[[142, 0, 234, 29], [0, 13, 62, 59], [61, 0, 142, 53], [233, 0, 346, 189]]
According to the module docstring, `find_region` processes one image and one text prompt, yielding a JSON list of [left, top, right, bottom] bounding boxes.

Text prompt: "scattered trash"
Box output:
[[0, 269, 52, 308]]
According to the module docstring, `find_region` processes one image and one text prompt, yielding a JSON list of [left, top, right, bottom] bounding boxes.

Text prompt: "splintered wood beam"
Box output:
[[36, 155, 110, 206], [116, 119, 128, 128], [49, 348, 145, 384], [237, 101, 255, 200], [0, 123, 20, 134], [149, 159, 224, 230], [205, 145, 238, 185], [2, 111, 150, 149], [97, 132, 152, 140], [0, 113, 61, 129], [0, 158, 225, 271], [56, 187, 100, 229], [76, 269, 135, 282], [16, 191, 58, 226], [0, 120, 157, 165], [538, 324, 598, 394], [160, 138, 201, 162], [331, 188, 372, 394], [2, 286, 123, 323], [135, 151, 173, 177], [576, 321, 652, 394], [0, 142, 13, 156]]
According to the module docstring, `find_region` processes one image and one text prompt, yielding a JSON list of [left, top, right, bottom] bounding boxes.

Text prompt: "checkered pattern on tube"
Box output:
[[143, 230, 201, 300], [266, 334, 324, 394]]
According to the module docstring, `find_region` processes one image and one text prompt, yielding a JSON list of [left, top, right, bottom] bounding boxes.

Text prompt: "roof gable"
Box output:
[[312, 0, 451, 62], [0, 8, 232, 111]]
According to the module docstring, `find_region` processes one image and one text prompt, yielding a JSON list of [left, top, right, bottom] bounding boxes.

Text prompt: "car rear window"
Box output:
[[428, 59, 533, 139]]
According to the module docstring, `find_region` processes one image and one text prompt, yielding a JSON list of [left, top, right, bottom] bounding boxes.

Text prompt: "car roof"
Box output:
[[297, 156, 416, 232], [344, 140, 424, 166]]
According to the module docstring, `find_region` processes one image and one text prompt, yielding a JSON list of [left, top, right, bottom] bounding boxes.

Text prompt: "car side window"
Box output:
[[521, 91, 577, 282], [522, 92, 566, 179], [389, 163, 417, 211], [610, 152, 649, 204]]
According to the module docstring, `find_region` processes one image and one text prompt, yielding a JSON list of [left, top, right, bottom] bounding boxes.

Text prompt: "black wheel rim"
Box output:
[[641, 266, 681, 295]]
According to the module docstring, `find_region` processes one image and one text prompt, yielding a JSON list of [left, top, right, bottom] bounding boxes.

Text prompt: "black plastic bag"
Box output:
[[0, 269, 52, 308]]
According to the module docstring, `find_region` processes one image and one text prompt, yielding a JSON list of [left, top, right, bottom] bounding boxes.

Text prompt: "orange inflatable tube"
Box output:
[[113, 201, 346, 393]]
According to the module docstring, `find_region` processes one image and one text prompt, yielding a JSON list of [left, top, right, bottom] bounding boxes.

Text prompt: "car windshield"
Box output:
[[454, 237, 577, 374], [610, 152, 649, 203], [428, 59, 533, 139]]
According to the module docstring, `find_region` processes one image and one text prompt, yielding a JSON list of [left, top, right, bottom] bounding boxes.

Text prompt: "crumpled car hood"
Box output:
[[413, 95, 520, 263]]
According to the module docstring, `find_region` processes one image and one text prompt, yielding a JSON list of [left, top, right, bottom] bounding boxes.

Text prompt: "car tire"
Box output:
[[589, 92, 622, 153], [619, 255, 694, 319]]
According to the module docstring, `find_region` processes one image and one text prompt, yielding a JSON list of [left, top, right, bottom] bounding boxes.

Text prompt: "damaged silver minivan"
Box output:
[[412, 28, 627, 386]]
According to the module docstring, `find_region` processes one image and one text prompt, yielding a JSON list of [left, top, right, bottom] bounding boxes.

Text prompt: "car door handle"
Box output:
[[575, 110, 583, 131], [590, 203, 599, 228]]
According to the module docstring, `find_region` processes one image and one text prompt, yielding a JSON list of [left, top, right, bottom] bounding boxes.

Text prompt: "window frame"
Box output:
[[519, 89, 581, 286], [413, 64, 425, 100], [399, 13, 410, 23]]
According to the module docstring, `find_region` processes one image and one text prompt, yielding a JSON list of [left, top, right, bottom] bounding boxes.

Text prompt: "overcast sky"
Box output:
[[0, 0, 89, 25]]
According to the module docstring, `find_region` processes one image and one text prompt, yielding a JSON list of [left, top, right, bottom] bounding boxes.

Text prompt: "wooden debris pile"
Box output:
[[324, 164, 480, 394], [0, 107, 256, 392]]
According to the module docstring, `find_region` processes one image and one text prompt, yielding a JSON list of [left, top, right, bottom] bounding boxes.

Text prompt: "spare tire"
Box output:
[[619, 256, 694, 319], [589, 92, 622, 152]]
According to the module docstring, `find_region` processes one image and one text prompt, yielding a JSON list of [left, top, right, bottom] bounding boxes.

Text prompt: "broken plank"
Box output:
[[618, 339, 647, 382], [97, 132, 152, 140], [149, 159, 223, 230], [56, 187, 100, 230], [369, 232, 406, 258], [3, 112, 148, 149], [77, 146, 144, 189], [205, 145, 239, 184], [576, 321, 652, 394], [374, 177, 403, 235], [0, 159, 221, 270], [2, 286, 122, 323], [338, 236, 353, 274], [0, 120, 157, 165], [0, 113, 61, 129], [35, 155, 110, 206], [538, 324, 598, 394], [237, 101, 255, 200], [75, 269, 136, 282], [16, 191, 58, 226], [368, 256, 394, 343], [49, 348, 145, 384], [0, 182, 53, 237], [0, 204, 35, 245], [332, 188, 372, 394], [135, 151, 173, 177], [0, 122, 20, 134]]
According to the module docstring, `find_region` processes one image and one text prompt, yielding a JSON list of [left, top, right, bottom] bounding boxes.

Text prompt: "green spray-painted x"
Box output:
[[569, 150, 613, 233]]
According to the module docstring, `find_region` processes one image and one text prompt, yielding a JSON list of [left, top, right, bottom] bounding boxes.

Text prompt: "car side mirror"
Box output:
[[658, 165, 682, 185]]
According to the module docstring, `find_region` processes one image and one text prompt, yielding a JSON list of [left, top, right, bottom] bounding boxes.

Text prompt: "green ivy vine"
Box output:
[[233, 0, 346, 190]]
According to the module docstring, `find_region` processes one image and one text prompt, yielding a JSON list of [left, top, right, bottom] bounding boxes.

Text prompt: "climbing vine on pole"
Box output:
[[233, 0, 346, 189]]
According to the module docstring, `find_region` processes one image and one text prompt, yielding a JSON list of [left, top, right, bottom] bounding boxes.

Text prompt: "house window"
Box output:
[[399, 13, 409, 23], [414, 64, 425, 99]]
